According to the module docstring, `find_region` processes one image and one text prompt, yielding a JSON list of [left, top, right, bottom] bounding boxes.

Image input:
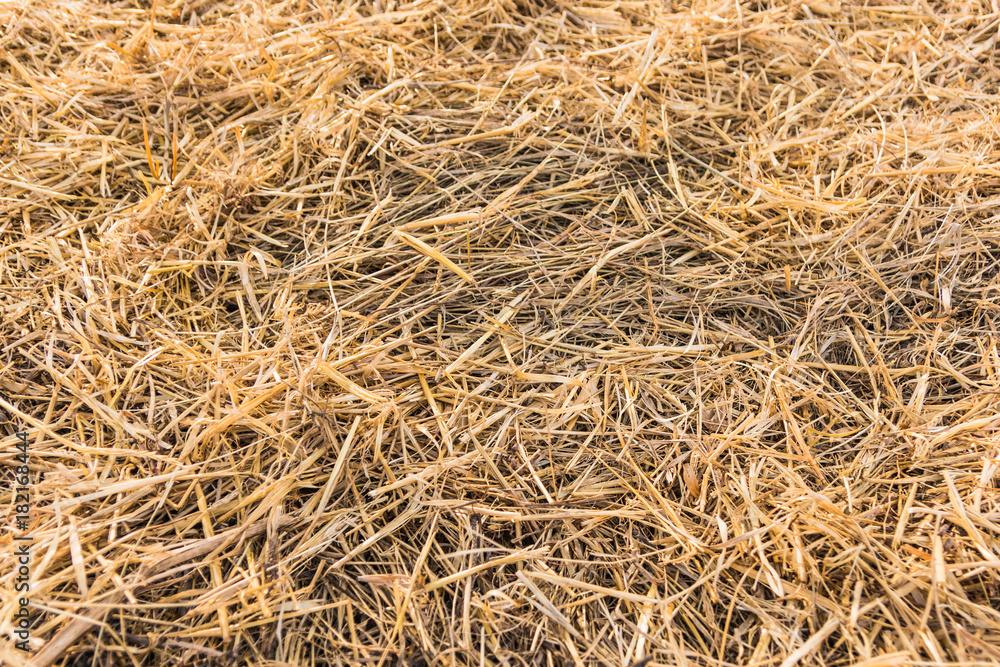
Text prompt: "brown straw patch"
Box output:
[[2, 1, 1000, 665]]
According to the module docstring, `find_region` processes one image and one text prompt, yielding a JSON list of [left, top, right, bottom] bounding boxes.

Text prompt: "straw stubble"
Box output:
[[2, 1, 1000, 666]]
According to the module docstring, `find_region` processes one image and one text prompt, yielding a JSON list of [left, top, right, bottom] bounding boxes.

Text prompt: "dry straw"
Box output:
[[2, 0, 1000, 665]]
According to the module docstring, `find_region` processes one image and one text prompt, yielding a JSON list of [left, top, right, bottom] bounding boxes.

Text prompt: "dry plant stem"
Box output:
[[1, 0, 1000, 666]]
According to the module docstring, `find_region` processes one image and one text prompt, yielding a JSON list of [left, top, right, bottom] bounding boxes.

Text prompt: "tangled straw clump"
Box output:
[[2, 0, 1000, 664]]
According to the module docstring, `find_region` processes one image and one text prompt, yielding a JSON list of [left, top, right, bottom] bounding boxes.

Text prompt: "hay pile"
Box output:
[[3, 0, 1000, 664]]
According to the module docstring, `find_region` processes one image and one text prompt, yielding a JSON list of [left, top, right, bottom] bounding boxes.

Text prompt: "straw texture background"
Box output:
[[3, 0, 1000, 665]]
